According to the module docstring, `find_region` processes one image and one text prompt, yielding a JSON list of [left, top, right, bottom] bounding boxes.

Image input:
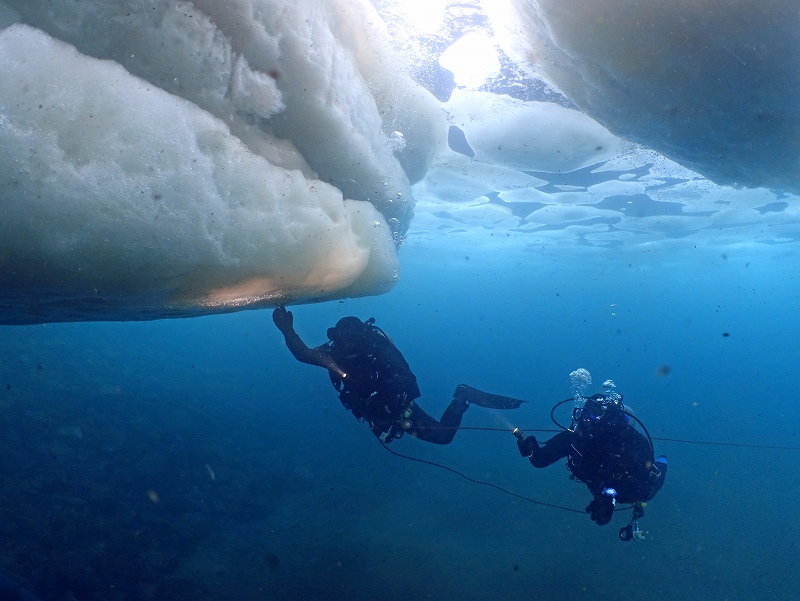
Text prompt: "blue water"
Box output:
[[1, 242, 798, 600]]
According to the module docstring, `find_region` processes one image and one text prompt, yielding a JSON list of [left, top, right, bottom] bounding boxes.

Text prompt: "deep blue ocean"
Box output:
[[1, 241, 798, 601]]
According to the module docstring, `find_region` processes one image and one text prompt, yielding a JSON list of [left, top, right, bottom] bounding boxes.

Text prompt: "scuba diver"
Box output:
[[514, 387, 668, 540], [272, 307, 525, 444]]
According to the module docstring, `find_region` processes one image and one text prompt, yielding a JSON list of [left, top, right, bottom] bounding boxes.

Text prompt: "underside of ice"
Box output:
[[0, 0, 798, 324], [487, 0, 800, 193], [0, 1, 444, 323]]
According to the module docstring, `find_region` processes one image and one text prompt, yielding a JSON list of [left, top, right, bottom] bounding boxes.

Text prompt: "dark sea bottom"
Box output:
[[0, 244, 798, 600]]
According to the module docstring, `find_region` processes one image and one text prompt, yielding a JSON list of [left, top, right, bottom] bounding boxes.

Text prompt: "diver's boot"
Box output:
[[453, 384, 526, 410]]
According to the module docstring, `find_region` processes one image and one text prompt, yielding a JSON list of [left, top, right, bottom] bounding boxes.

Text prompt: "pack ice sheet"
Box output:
[[377, 0, 800, 253], [2, 0, 800, 323]]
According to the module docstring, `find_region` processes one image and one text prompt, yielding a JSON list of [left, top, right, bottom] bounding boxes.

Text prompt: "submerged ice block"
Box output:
[[0, 24, 400, 323], [487, 0, 800, 194]]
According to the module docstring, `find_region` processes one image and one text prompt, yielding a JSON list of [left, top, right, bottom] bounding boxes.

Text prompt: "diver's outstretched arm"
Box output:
[[272, 307, 346, 377], [529, 431, 572, 468], [518, 430, 572, 468]]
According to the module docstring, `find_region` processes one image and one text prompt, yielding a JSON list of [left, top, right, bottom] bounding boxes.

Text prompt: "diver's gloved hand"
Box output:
[[517, 435, 538, 457], [272, 306, 294, 334], [586, 489, 616, 525]]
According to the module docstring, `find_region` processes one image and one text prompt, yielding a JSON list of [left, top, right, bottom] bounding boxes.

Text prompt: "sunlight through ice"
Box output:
[[439, 31, 501, 88], [400, 0, 448, 33]]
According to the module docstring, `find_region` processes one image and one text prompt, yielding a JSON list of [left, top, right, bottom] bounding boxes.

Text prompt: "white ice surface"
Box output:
[[0, 24, 400, 322], [485, 0, 800, 193], [403, 1, 800, 255], [0, 0, 448, 323], [446, 90, 627, 173]]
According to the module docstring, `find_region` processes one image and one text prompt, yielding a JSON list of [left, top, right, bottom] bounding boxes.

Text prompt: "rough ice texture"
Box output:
[[0, 24, 400, 323], [2, 0, 446, 227], [0, 0, 446, 323], [487, 0, 800, 193]]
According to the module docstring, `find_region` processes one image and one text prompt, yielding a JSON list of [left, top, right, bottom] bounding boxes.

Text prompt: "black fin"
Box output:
[[453, 384, 526, 410]]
